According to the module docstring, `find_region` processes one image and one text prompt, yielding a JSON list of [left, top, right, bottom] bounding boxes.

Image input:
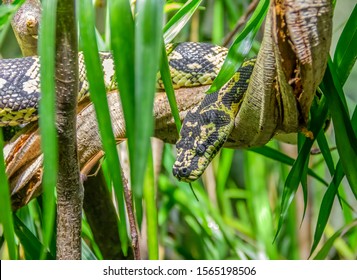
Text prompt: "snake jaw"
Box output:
[[172, 167, 200, 183], [172, 150, 209, 182], [172, 132, 226, 182]]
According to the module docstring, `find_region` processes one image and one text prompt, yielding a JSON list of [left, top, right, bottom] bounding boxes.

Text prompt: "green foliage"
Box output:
[[0, 0, 25, 29], [78, 0, 128, 255], [0, 130, 17, 260], [37, 0, 58, 259], [208, 0, 269, 93], [0, 0, 356, 260]]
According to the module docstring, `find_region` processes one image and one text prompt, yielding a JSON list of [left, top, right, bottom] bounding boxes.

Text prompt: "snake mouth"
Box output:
[[172, 164, 201, 182]]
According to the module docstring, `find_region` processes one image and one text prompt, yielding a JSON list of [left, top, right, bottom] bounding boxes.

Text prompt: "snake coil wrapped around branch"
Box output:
[[3, 0, 333, 209]]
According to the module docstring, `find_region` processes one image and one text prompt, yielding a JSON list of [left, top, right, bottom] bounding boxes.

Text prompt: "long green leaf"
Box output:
[[308, 16, 357, 249], [81, 239, 97, 260], [216, 148, 235, 214], [78, 0, 128, 256], [323, 60, 357, 198], [108, 0, 136, 187], [13, 215, 54, 260], [161, 1, 206, 142], [0, 0, 26, 29], [38, 0, 57, 260], [310, 161, 345, 255], [207, 0, 269, 93], [316, 130, 335, 175], [297, 133, 309, 225], [143, 150, 158, 259], [275, 96, 330, 239], [163, 0, 203, 44], [244, 151, 278, 259], [311, 105, 357, 253], [107, 0, 135, 109], [133, 0, 164, 199], [334, 4, 357, 86], [107, 0, 140, 223], [212, 0, 224, 44], [313, 220, 357, 260], [250, 145, 328, 186], [0, 130, 17, 260], [159, 42, 181, 133]]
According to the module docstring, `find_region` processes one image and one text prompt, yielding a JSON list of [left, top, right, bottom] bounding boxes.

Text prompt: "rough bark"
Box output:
[[55, 0, 82, 260]]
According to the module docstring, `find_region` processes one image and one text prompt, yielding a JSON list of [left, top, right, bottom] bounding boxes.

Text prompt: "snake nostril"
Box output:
[[172, 168, 179, 177]]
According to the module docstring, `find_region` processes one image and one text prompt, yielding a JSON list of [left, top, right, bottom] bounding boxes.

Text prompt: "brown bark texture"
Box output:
[[55, 0, 82, 260]]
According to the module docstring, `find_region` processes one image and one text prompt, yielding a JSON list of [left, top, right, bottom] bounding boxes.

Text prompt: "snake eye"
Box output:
[[196, 143, 206, 155], [179, 167, 189, 177]]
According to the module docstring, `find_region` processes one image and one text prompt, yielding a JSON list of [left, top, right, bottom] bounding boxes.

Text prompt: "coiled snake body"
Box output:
[[0, 42, 255, 182]]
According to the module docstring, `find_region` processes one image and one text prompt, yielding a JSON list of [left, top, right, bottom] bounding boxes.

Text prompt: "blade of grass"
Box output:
[[333, 4, 357, 86], [308, 22, 357, 248], [313, 220, 357, 260], [108, 0, 135, 135], [13, 215, 54, 260], [250, 145, 328, 186], [108, 0, 136, 205], [133, 0, 164, 200], [107, 0, 143, 223], [0, 130, 17, 260], [161, 1, 208, 138], [316, 130, 335, 175], [244, 151, 278, 259], [215, 148, 234, 214], [161, 146, 249, 258], [322, 60, 357, 198], [0, 0, 26, 29], [297, 133, 309, 224], [310, 161, 345, 255], [163, 0, 203, 44], [81, 239, 97, 260], [207, 0, 269, 93], [222, 0, 240, 25], [212, 0, 224, 44], [315, 8, 357, 247], [311, 106, 357, 253], [38, 0, 57, 260], [159, 42, 181, 133], [275, 95, 329, 239], [78, 0, 128, 256], [143, 149, 158, 259]]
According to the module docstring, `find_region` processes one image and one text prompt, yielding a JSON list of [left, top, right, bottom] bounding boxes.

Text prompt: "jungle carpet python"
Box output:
[[0, 42, 256, 182]]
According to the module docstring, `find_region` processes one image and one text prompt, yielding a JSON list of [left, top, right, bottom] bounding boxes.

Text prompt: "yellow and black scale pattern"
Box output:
[[0, 42, 226, 126], [0, 42, 255, 182], [0, 52, 115, 126], [172, 58, 255, 182]]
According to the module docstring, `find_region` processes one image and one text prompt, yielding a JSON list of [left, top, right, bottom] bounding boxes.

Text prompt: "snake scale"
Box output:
[[0, 42, 255, 182]]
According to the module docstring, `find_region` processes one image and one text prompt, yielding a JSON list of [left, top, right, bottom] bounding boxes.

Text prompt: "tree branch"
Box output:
[[55, 0, 82, 260], [222, 0, 259, 47], [121, 168, 140, 259], [83, 165, 133, 259], [3, 0, 41, 56]]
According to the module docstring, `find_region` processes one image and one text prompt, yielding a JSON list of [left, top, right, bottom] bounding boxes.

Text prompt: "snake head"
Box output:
[[172, 107, 232, 182], [172, 58, 253, 182]]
